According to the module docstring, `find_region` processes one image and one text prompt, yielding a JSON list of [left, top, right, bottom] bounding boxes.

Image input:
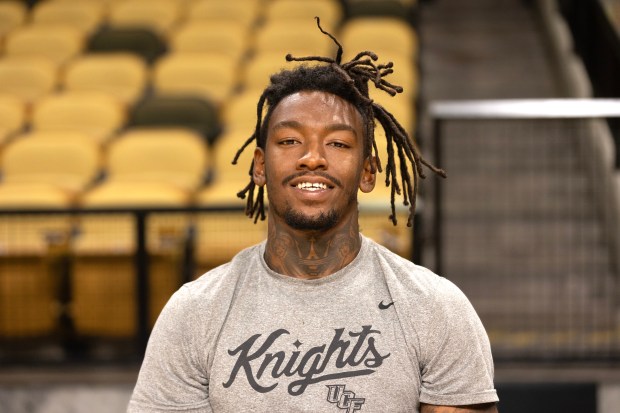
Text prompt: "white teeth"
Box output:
[[296, 182, 327, 191]]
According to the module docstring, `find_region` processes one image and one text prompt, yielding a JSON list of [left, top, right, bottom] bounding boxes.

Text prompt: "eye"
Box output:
[[328, 141, 350, 149], [279, 138, 299, 146]]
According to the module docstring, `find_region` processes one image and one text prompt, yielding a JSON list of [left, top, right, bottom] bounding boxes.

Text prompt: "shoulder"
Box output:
[[363, 236, 448, 299], [162, 242, 264, 322]]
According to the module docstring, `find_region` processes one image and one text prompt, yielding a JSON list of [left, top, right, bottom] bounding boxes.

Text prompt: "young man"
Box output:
[[128, 21, 498, 413]]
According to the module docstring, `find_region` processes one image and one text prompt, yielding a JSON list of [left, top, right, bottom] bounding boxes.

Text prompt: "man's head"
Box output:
[[233, 18, 446, 227]]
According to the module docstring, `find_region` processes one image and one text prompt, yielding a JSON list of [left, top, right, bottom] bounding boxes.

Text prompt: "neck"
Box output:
[[264, 213, 362, 280]]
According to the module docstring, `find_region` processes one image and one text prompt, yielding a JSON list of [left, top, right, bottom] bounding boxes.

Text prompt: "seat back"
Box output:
[[4, 24, 84, 67], [31, 0, 105, 35], [170, 22, 249, 61], [254, 20, 337, 57], [108, 0, 182, 34], [153, 53, 237, 104], [128, 95, 221, 144], [63, 53, 148, 105], [87, 27, 167, 64], [107, 128, 208, 190], [2, 131, 101, 193], [32, 91, 126, 143], [0, 57, 57, 103]]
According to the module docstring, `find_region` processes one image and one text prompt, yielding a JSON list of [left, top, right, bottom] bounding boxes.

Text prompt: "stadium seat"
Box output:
[[0, 94, 25, 145], [186, 0, 261, 27], [108, 0, 183, 35], [4, 24, 84, 68], [153, 53, 238, 105], [62, 53, 148, 106], [87, 27, 167, 65], [264, 0, 342, 31], [346, 0, 415, 20], [0, 131, 101, 203], [127, 95, 221, 145], [0, 0, 27, 41], [340, 17, 419, 60], [242, 52, 322, 92], [31, 91, 126, 144], [170, 21, 250, 62], [80, 128, 208, 208], [0, 56, 57, 104], [254, 20, 337, 58], [31, 0, 106, 35]]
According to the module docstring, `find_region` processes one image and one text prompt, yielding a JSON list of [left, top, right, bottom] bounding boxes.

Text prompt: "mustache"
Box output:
[[282, 171, 342, 188]]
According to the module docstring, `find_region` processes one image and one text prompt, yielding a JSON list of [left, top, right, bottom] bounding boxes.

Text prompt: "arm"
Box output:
[[421, 403, 498, 413]]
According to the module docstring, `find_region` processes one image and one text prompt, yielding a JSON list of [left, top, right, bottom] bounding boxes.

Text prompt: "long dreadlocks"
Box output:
[[233, 17, 446, 227]]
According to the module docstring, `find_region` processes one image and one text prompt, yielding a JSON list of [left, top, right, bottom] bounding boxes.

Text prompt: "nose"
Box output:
[[296, 140, 327, 170]]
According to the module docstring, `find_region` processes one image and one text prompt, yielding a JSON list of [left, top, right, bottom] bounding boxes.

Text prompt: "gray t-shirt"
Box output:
[[128, 235, 498, 412]]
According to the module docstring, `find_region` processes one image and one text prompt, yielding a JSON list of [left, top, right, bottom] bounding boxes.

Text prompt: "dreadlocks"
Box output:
[[233, 17, 446, 227]]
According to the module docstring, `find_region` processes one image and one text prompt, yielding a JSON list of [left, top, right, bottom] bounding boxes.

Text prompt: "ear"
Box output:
[[253, 147, 266, 187], [359, 156, 377, 193]]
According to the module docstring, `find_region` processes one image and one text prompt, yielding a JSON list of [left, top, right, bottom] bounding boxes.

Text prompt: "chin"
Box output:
[[283, 208, 340, 231]]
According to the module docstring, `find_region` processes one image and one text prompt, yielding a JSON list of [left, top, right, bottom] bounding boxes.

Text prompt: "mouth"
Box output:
[[294, 182, 332, 191]]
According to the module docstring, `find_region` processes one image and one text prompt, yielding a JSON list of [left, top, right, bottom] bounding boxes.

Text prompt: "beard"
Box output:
[[282, 207, 340, 231]]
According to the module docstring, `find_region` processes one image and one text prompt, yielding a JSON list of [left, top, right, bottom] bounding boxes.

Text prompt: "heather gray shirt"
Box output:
[[128, 235, 498, 412]]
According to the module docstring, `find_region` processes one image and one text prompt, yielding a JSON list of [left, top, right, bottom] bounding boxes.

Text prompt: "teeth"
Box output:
[[296, 182, 327, 191]]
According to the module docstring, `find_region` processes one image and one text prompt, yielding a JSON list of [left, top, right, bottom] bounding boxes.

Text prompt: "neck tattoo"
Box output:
[[265, 215, 360, 279]]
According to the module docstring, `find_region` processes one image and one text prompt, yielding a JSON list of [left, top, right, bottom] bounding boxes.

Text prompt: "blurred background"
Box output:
[[0, 0, 619, 412]]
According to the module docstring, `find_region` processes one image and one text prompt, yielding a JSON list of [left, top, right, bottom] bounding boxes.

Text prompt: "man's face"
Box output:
[[253, 91, 376, 232]]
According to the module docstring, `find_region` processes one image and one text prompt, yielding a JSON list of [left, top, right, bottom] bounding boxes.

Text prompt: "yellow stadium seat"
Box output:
[[31, 0, 106, 35], [264, 0, 342, 31], [340, 17, 419, 60], [254, 20, 337, 58], [0, 131, 101, 202], [242, 52, 324, 92], [63, 53, 147, 106], [186, 0, 260, 27], [170, 21, 250, 61], [221, 90, 263, 134], [81, 128, 208, 207], [0, 0, 26, 39], [153, 53, 238, 105], [32, 91, 125, 144], [0, 56, 57, 104], [0, 94, 25, 145], [108, 0, 183, 35], [4, 24, 84, 68]]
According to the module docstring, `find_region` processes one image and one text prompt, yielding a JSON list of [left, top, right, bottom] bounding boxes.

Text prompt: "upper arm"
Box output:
[[420, 403, 498, 413]]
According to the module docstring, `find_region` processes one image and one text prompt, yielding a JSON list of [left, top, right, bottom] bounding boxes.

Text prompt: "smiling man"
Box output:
[[128, 20, 499, 413]]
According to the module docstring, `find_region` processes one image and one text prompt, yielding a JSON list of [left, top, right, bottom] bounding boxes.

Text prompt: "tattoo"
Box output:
[[264, 214, 360, 279], [420, 403, 498, 413]]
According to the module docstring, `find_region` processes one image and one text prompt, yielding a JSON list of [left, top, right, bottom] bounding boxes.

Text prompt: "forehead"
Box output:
[[268, 90, 364, 133]]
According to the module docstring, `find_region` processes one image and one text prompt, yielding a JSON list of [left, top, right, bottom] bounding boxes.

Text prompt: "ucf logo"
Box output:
[[326, 385, 365, 412]]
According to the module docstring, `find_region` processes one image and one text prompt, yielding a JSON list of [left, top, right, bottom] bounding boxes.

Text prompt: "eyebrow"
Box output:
[[271, 120, 358, 137]]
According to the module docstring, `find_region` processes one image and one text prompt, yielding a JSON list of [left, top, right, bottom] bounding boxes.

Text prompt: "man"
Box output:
[[128, 20, 498, 413]]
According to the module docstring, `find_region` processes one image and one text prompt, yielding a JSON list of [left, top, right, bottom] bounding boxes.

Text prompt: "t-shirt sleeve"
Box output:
[[418, 277, 499, 406], [127, 287, 213, 413]]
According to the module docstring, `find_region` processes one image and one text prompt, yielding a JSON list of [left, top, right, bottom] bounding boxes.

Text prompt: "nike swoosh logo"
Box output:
[[378, 300, 395, 310]]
